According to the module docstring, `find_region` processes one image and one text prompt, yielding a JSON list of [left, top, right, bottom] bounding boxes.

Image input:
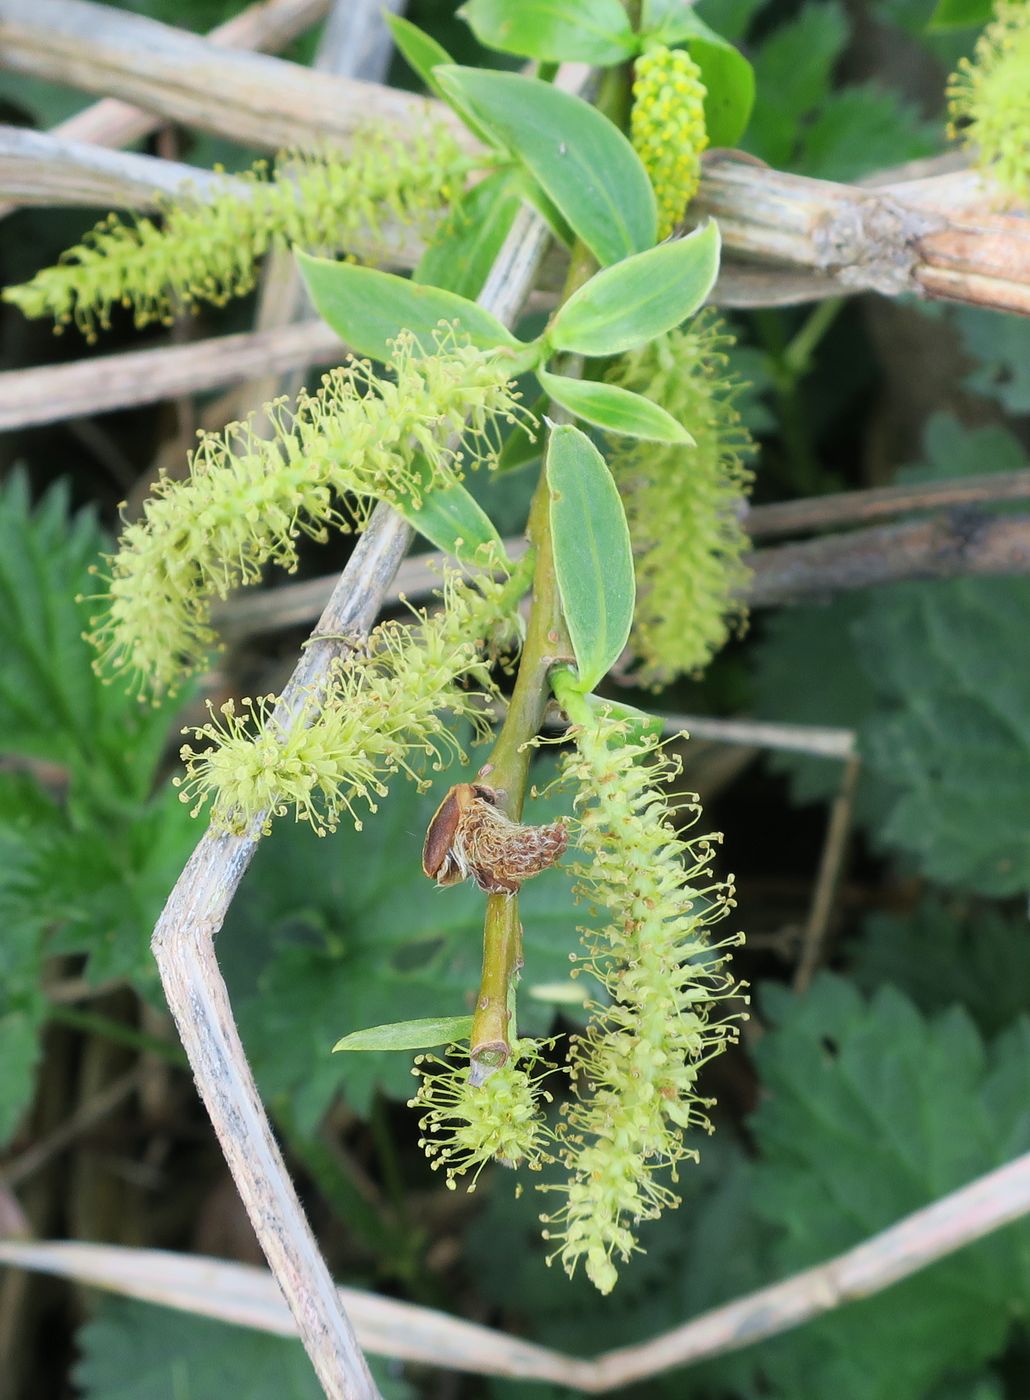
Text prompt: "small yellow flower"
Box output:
[[947, 1, 1030, 206], [631, 44, 709, 240]]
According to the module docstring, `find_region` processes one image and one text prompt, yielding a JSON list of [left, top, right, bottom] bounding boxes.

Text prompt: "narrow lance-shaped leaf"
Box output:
[[383, 13, 455, 101], [391, 456, 505, 566], [547, 424, 635, 694], [435, 66, 657, 266], [458, 0, 636, 64], [537, 367, 693, 444], [333, 1015, 474, 1053], [296, 254, 523, 364], [415, 168, 523, 299], [547, 221, 720, 357]]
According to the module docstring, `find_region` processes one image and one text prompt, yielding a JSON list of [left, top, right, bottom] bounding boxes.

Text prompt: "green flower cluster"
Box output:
[[631, 44, 709, 240], [605, 312, 755, 686], [177, 562, 523, 835], [411, 1039, 558, 1189], [3, 126, 467, 340], [948, 1, 1030, 206], [88, 333, 532, 695], [544, 706, 745, 1294]]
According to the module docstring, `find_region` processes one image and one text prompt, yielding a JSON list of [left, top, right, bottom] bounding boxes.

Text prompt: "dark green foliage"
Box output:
[[849, 897, 1030, 1037], [0, 478, 192, 1143], [73, 1297, 414, 1400]]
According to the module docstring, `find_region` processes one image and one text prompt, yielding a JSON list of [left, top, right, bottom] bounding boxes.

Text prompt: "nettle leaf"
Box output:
[[228, 747, 576, 1126], [415, 167, 523, 299], [459, 0, 636, 64], [850, 896, 1030, 1039], [929, 0, 993, 29], [435, 66, 656, 266], [747, 976, 1030, 1400], [391, 455, 504, 565], [0, 473, 175, 802], [745, 1, 849, 169], [547, 425, 634, 694], [333, 1014, 474, 1053], [547, 222, 720, 356], [952, 306, 1030, 415], [537, 367, 692, 443], [295, 254, 522, 364], [383, 12, 454, 99], [644, 12, 755, 146]]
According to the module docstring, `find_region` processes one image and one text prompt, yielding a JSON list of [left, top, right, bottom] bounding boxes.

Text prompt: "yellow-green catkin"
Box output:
[[605, 311, 755, 687], [176, 562, 522, 835], [88, 333, 532, 696], [947, 1, 1030, 206], [631, 44, 709, 239], [3, 125, 466, 340], [543, 711, 746, 1294], [411, 1040, 558, 1189]]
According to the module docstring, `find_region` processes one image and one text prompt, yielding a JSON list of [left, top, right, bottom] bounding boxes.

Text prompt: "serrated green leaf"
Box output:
[[953, 307, 1030, 415], [415, 167, 523, 298], [228, 745, 576, 1125], [383, 12, 454, 98], [459, 0, 636, 64], [928, 0, 992, 29], [547, 223, 720, 356], [333, 1014, 474, 1053], [435, 66, 656, 265], [747, 976, 1030, 1400], [295, 254, 522, 364], [745, 2, 849, 168], [537, 367, 692, 443], [850, 897, 1030, 1038], [643, 12, 755, 146], [547, 425, 634, 694], [391, 455, 504, 565]]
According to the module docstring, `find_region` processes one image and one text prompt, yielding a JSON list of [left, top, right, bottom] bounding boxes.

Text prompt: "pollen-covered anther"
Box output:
[[422, 782, 567, 895]]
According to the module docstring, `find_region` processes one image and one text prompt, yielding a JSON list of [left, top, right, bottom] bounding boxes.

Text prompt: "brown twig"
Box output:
[[1, 1068, 140, 1189], [747, 470, 1030, 540], [4, 1150, 1030, 1388], [0, 0, 329, 222], [793, 753, 863, 994], [747, 509, 1030, 606]]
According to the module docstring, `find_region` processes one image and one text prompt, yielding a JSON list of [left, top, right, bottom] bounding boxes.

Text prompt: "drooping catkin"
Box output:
[[542, 707, 745, 1294], [4, 126, 467, 340], [605, 312, 755, 686], [176, 561, 524, 835], [88, 333, 532, 696], [947, 1, 1030, 206], [631, 44, 709, 240]]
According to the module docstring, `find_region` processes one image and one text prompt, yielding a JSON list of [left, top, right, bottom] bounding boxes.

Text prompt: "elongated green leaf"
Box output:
[[435, 67, 656, 266], [928, 0, 992, 28], [392, 457, 504, 565], [547, 425, 634, 693], [296, 254, 521, 364], [415, 169, 523, 299], [537, 367, 692, 443], [459, 0, 636, 64], [333, 1014, 474, 1053], [548, 221, 719, 357], [643, 13, 756, 146], [383, 13, 454, 98]]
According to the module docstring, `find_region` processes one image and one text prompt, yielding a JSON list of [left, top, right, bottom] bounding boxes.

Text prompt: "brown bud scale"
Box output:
[[422, 782, 567, 896]]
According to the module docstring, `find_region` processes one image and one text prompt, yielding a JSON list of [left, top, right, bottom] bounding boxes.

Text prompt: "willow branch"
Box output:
[[747, 509, 1030, 606], [4, 1150, 1030, 1390], [2, 0, 1028, 314], [747, 469, 1030, 539], [148, 179, 553, 1396]]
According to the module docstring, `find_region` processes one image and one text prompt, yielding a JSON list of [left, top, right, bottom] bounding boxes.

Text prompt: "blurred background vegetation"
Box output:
[[1, 0, 1028, 1396]]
